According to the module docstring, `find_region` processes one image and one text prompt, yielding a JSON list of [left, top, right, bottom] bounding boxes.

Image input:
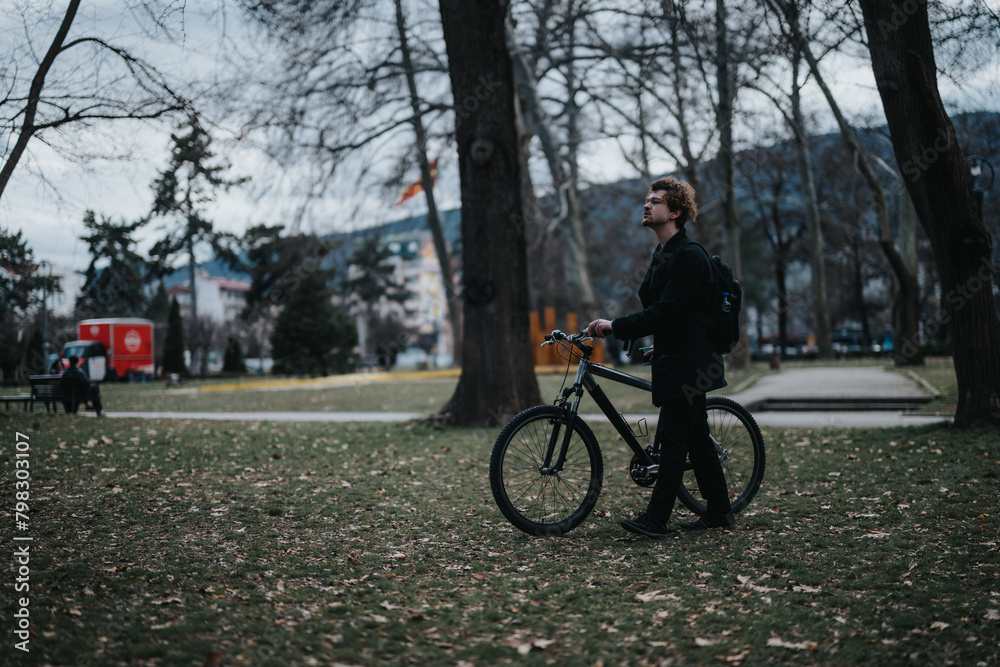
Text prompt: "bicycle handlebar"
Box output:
[[541, 329, 593, 350]]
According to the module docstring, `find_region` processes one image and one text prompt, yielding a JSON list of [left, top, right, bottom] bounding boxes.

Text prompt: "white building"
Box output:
[[166, 270, 251, 323], [348, 233, 453, 367]]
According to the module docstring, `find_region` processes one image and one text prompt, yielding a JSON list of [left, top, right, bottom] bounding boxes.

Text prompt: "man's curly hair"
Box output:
[[649, 176, 697, 226]]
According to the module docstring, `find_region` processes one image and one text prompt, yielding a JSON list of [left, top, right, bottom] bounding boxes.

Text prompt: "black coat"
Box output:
[[60, 366, 92, 409], [611, 228, 726, 405]]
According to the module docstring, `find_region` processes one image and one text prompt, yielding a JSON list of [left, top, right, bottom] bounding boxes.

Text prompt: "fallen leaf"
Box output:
[[766, 636, 818, 651], [151, 597, 183, 606], [717, 649, 749, 664], [636, 590, 663, 603], [792, 585, 821, 594], [929, 621, 950, 631]]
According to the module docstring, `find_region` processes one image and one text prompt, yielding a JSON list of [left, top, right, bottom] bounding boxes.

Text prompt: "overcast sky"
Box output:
[[2, 1, 997, 280]]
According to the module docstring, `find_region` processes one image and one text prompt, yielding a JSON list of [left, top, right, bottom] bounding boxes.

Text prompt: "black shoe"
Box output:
[[620, 512, 671, 538], [679, 512, 736, 531]]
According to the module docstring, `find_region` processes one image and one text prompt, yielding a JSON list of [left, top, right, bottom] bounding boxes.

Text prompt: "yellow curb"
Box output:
[[199, 368, 460, 393], [197, 364, 593, 393]]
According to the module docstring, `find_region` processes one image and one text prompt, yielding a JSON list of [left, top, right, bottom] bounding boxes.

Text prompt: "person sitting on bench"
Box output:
[[60, 356, 105, 417]]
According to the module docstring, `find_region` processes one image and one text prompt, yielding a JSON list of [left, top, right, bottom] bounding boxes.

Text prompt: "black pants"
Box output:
[[62, 383, 103, 414], [646, 393, 731, 521]]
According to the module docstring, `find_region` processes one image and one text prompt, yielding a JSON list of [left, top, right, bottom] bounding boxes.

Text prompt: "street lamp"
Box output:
[[38, 260, 52, 364]]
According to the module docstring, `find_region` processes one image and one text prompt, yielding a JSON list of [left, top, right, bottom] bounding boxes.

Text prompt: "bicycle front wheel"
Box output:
[[677, 395, 765, 516], [490, 405, 603, 536]]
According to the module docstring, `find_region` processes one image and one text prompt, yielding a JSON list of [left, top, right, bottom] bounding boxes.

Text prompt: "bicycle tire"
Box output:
[[490, 405, 604, 536], [677, 395, 765, 516]]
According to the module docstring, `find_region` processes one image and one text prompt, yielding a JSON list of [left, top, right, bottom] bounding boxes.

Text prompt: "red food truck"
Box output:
[[61, 318, 155, 381]]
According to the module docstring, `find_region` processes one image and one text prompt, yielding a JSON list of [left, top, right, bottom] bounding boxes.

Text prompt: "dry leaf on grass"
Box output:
[[505, 634, 556, 654], [767, 636, 818, 651]]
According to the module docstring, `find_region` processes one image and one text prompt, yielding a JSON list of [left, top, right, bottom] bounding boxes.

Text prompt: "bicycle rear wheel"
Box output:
[[677, 396, 765, 516], [490, 405, 603, 536]]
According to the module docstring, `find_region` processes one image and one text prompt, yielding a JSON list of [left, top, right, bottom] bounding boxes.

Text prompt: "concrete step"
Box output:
[[756, 396, 933, 412]]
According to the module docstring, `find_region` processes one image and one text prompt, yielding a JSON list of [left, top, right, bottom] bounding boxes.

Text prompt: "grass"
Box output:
[[901, 357, 960, 415], [1, 359, 765, 416], [1, 408, 997, 666]]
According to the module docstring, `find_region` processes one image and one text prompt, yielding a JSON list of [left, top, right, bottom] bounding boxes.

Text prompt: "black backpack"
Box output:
[[693, 243, 742, 354]]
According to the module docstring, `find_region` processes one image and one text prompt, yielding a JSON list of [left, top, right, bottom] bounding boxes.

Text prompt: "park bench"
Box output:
[[29, 374, 67, 413], [29, 374, 99, 414], [0, 392, 33, 411]]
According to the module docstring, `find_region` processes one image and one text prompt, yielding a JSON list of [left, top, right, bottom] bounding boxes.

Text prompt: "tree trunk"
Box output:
[[715, 0, 751, 369], [860, 0, 1000, 427], [892, 186, 923, 363], [395, 0, 462, 365], [790, 52, 833, 359], [768, 197, 791, 357], [850, 237, 872, 348], [187, 233, 198, 323], [505, 18, 595, 318], [438, 0, 543, 426], [509, 68, 563, 313], [560, 5, 597, 318]]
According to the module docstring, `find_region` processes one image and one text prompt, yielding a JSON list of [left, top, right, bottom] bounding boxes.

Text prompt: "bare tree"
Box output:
[[237, 0, 463, 360], [762, 0, 922, 364], [859, 0, 1000, 427], [508, 0, 608, 317], [740, 140, 808, 357], [438, 0, 543, 426], [713, 0, 753, 368], [0, 0, 188, 202]]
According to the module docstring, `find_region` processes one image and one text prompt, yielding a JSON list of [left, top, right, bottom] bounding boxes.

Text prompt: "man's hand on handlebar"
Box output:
[[587, 319, 613, 339]]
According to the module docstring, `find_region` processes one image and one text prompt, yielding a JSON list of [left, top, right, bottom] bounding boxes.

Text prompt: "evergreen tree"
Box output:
[[77, 210, 150, 317], [270, 269, 357, 376], [21, 329, 45, 379], [342, 234, 412, 363], [162, 296, 187, 374], [143, 281, 170, 323], [149, 114, 246, 321], [222, 334, 247, 373], [240, 225, 337, 315], [0, 227, 38, 379], [342, 235, 411, 313]]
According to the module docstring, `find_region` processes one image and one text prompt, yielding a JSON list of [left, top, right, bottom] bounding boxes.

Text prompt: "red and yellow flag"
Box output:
[[394, 159, 438, 205]]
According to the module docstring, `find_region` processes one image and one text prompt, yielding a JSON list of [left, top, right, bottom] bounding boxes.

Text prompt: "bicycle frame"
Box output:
[[543, 345, 656, 473]]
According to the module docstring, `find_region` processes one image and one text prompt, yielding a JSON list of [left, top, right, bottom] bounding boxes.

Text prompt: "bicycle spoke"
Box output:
[[491, 408, 602, 534], [678, 397, 765, 516]]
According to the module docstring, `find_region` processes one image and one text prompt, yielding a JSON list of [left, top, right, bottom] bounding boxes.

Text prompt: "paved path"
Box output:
[[727, 366, 935, 410], [90, 367, 951, 428], [96, 411, 426, 422], [93, 408, 949, 428]]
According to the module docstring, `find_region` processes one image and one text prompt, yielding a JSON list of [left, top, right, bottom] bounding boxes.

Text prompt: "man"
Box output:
[[587, 176, 734, 537], [60, 355, 105, 417]]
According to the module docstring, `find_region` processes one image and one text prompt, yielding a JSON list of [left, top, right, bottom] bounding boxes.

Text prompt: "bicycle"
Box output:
[[490, 330, 765, 536]]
